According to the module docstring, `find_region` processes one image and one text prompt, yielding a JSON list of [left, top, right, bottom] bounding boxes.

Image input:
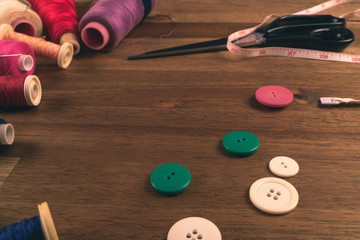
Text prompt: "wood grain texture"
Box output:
[[0, 157, 20, 187], [0, 0, 360, 239]]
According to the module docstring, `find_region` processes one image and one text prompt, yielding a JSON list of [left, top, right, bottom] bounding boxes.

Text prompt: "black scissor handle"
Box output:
[[258, 15, 346, 35], [257, 15, 354, 51], [263, 27, 354, 51]]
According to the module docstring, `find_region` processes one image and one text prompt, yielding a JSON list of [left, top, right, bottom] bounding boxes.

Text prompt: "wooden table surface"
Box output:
[[1, 0, 360, 239]]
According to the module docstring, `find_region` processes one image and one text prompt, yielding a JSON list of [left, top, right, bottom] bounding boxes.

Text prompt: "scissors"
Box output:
[[128, 15, 354, 60]]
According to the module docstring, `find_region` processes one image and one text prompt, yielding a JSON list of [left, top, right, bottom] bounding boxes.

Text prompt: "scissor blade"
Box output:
[[127, 38, 228, 60]]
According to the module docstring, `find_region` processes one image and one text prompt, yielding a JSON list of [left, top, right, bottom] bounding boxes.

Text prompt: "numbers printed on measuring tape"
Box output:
[[352, 57, 360, 62], [319, 53, 329, 60], [287, 50, 296, 57], [227, 0, 360, 64]]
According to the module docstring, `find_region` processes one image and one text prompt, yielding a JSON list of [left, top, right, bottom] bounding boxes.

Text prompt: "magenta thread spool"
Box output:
[[0, 40, 35, 76], [79, 0, 156, 51]]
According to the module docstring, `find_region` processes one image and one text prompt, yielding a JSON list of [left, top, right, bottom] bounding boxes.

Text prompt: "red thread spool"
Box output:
[[27, 0, 81, 55], [0, 75, 42, 107]]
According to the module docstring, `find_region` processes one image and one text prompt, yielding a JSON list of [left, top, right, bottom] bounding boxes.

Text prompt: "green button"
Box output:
[[222, 131, 259, 156], [150, 164, 191, 196]]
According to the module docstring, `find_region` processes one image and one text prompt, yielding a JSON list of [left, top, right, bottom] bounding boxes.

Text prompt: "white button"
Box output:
[[269, 156, 299, 177], [249, 177, 299, 215], [167, 217, 222, 240]]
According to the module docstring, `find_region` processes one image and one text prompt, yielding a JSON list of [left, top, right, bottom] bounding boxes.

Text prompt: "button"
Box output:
[[269, 156, 299, 177], [150, 164, 191, 196], [249, 177, 299, 215], [222, 131, 259, 156], [255, 85, 293, 108], [167, 217, 222, 240]]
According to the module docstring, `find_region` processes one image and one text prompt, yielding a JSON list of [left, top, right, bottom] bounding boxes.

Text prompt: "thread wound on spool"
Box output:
[[0, 24, 74, 69], [0, 75, 41, 107], [27, 0, 81, 55], [0, 202, 57, 240], [0, 216, 45, 240], [0, 0, 43, 37], [0, 40, 35, 76], [79, 0, 156, 51]]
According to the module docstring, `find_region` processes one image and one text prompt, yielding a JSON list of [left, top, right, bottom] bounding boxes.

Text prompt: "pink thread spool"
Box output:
[[0, 24, 73, 69], [0, 40, 35, 76]]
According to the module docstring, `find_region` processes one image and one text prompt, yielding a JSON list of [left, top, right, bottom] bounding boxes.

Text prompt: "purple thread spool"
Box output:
[[0, 40, 35, 76], [79, 0, 156, 51]]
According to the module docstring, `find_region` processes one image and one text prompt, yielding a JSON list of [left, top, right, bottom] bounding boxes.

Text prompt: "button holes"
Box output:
[[167, 176, 171, 180], [193, 229, 198, 234], [242, 138, 246, 141], [273, 195, 278, 200], [267, 193, 271, 197], [284, 165, 288, 168], [237, 140, 241, 142], [171, 172, 175, 175], [281, 162, 285, 165], [186, 233, 191, 238], [270, 189, 274, 193], [277, 192, 281, 196], [198, 235, 203, 239]]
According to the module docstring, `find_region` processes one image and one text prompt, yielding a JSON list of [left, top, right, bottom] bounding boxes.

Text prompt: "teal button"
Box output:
[[150, 164, 191, 196], [222, 131, 259, 156]]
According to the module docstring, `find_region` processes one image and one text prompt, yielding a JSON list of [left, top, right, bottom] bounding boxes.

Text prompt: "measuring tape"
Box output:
[[227, 0, 360, 63]]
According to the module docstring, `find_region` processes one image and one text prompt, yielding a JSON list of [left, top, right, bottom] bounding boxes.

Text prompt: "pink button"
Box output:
[[255, 85, 293, 108]]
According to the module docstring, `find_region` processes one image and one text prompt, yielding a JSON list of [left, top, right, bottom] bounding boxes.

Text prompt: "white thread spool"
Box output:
[[0, 0, 43, 37]]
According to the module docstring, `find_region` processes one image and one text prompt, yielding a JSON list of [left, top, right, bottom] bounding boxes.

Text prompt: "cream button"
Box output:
[[249, 177, 299, 215], [167, 217, 222, 240], [269, 156, 299, 177]]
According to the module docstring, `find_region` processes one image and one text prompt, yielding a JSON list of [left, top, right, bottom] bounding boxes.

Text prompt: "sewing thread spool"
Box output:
[[0, 40, 35, 76], [0, 0, 43, 37], [79, 0, 156, 51], [26, 0, 81, 55], [0, 118, 14, 148], [0, 24, 73, 69], [0, 202, 59, 240], [0, 75, 42, 107]]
